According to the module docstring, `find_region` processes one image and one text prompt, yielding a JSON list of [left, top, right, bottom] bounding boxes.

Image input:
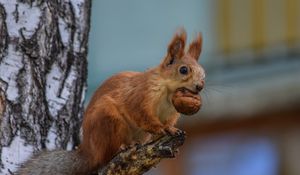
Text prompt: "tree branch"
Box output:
[[98, 132, 186, 175]]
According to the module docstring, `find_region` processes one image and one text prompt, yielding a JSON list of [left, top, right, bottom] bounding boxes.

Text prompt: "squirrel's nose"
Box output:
[[195, 80, 205, 92], [196, 84, 203, 92]]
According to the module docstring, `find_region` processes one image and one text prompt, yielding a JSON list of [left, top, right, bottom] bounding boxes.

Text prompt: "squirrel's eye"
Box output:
[[179, 66, 188, 75]]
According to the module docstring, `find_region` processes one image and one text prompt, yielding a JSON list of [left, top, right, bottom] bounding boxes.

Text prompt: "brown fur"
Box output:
[[16, 28, 205, 175]]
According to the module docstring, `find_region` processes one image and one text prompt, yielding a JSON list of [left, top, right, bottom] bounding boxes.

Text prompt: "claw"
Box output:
[[175, 129, 183, 135], [165, 126, 185, 136]]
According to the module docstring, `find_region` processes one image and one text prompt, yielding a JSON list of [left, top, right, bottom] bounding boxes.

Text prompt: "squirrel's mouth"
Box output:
[[178, 87, 199, 95]]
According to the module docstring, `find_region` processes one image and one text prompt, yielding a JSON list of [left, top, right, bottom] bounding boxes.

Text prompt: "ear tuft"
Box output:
[[188, 33, 202, 61], [167, 28, 187, 61]]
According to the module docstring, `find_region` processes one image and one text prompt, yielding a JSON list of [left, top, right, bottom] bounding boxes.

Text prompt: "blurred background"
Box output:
[[87, 0, 300, 175]]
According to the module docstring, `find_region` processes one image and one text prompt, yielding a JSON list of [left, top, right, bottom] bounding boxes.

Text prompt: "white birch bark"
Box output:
[[0, 0, 91, 174]]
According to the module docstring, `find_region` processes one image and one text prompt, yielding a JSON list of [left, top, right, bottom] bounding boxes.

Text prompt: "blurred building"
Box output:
[[88, 0, 300, 175]]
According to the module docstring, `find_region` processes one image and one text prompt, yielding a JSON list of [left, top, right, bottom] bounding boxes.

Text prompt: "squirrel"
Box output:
[[15, 28, 205, 175]]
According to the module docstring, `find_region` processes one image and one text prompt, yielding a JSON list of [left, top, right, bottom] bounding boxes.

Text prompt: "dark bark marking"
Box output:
[[0, 88, 5, 122], [12, 4, 19, 23], [0, 3, 8, 62], [19, 28, 40, 59]]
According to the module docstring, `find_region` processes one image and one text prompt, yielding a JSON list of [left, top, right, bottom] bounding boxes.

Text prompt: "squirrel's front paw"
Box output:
[[155, 127, 167, 136], [164, 126, 185, 136], [146, 124, 166, 136]]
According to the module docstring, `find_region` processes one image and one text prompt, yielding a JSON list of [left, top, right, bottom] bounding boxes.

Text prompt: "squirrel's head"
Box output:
[[159, 28, 205, 95]]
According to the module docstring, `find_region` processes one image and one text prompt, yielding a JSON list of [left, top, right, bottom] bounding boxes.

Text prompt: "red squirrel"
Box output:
[[16, 28, 205, 175]]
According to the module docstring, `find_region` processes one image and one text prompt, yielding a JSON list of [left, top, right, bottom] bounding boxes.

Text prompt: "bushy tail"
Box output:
[[15, 150, 90, 175]]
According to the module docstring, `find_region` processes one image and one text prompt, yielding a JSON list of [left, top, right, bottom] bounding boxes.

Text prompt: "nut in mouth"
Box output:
[[172, 87, 202, 115]]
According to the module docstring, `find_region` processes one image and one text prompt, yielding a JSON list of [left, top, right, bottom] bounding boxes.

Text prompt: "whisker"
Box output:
[[204, 87, 224, 94], [201, 90, 210, 105]]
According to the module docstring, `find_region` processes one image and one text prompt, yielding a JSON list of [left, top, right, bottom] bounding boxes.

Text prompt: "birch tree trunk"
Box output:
[[0, 0, 91, 174]]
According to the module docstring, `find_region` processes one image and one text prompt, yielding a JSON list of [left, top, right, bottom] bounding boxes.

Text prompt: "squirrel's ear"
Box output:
[[188, 33, 202, 61], [163, 29, 186, 66]]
